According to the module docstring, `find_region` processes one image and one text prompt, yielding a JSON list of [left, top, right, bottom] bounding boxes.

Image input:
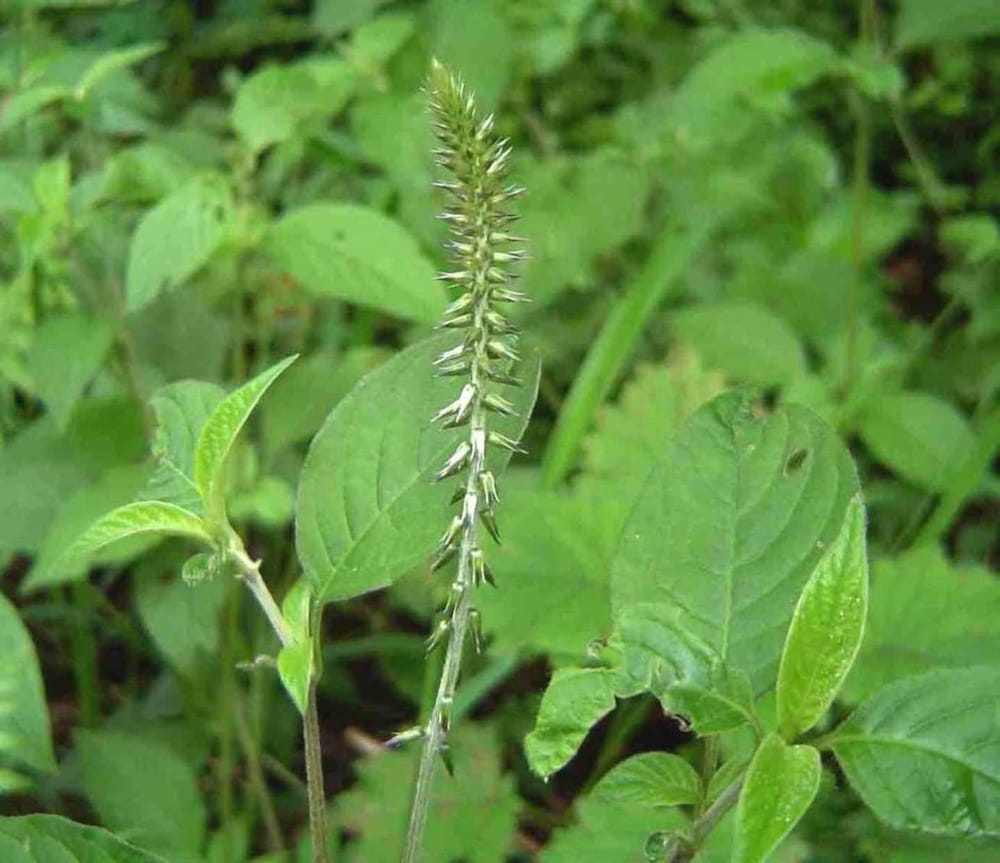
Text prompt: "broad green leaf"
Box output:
[[125, 176, 235, 312], [671, 301, 806, 387], [336, 724, 519, 862], [57, 502, 212, 574], [896, 0, 1000, 48], [525, 667, 620, 779], [0, 815, 167, 862], [858, 391, 974, 492], [777, 495, 868, 738], [76, 730, 206, 858], [194, 355, 297, 514], [264, 204, 445, 323], [0, 593, 55, 778], [277, 641, 312, 714], [28, 314, 115, 429], [734, 734, 821, 863], [592, 752, 702, 808], [843, 547, 1000, 705], [135, 572, 227, 674], [232, 58, 355, 153], [24, 465, 150, 592], [143, 380, 226, 512], [296, 335, 540, 604], [612, 390, 860, 691], [832, 666, 1000, 838], [618, 607, 756, 735], [75, 43, 164, 98], [672, 28, 837, 145]]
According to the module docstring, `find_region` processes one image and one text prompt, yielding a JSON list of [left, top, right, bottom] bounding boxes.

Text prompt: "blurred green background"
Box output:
[[0, 1, 997, 861]]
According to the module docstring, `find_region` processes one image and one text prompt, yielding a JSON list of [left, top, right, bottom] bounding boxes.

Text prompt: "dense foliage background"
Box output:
[[1, 0, 997, 861]]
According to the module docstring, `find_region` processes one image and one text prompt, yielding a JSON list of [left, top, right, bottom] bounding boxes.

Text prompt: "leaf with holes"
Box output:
[[612, 390, 859, 692]]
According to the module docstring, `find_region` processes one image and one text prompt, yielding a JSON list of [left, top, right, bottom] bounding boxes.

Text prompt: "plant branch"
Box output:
[[666, 776, 744, 863], [229, 545, 292, 647]]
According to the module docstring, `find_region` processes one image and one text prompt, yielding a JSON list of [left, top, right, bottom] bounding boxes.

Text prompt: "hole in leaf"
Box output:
[[784, 447, 809, 475]]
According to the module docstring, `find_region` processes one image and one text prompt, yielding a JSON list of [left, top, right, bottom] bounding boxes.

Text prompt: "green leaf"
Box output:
[[777, 495, 868, 738], [232, 59, 356, 153], [592, 752, 702, 808], [896, 0, 1000, 48], [135, 572, 227, 674], [125, 176, 235, 312], [296, 334, 540, 604], [57, 501, 212, 574], [75, 43, 165, 98], [671, 301, 806, 387], [336, 724, 519, 862], [0, 815, 167, 862], [75, 730, 206, 858], [843, 546, 1000, 705], [612, 390, 860, 691], [617, 607, 756, 735], [144, 380, 226, 512], [264, 204, 445, 323], [0, 593, 55, 779], [525, 667, 620, 779], [28, 314, 115, 429], [194, 355, 297, 515], [277, 641, 312, 714], [858, 391, 975, 492], [832, 666, 1000, 838], [734, 734, 821, 863], [0, 86, 69, 134], [313, 0, 391, 36]]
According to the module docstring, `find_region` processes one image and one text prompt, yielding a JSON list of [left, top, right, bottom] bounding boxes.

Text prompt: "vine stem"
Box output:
[[228, 544, 328, 863], [666, 776, 744, 863], [402, 529, 475, 863]]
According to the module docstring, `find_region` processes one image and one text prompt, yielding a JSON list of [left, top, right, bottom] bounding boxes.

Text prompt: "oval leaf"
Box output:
[[0, 594, 56, 780], [777, 494, 868, 738], [592, 752, 702, 808], [735, 734, 821, 863], [194, 355, 298, 513], [612, 390, 860, 692], [264, 203, 445, 323], [0, 815, 167, 862], [296, 334, 540, 604], [832, 666, 1000, 838], [125, 177, 235, 312]]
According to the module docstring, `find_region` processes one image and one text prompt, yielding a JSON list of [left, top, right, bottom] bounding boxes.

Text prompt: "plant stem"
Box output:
[[69, 582, 99, 727], [233, 698, 284, 854], [228, 544, 328, 861], [403, 537, 475, 863], [230, 546, 292, 648], [666, 776, 744, 863], [304, 679, 329, 863]]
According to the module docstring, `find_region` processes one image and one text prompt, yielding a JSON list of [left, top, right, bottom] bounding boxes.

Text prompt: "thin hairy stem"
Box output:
[[228, 544, 327, 862], [304, 679, 329, 863]]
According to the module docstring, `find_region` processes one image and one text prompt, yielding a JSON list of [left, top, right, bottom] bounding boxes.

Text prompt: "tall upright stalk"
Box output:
[[402, 60, 528, 863]]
